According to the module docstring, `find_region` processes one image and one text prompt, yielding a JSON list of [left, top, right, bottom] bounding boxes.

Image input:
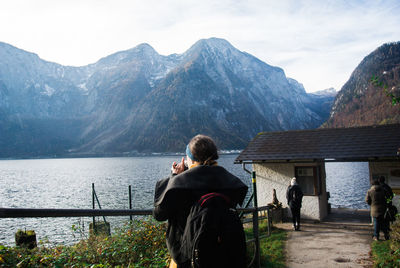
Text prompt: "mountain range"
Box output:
[[0, 38, 336, 157]]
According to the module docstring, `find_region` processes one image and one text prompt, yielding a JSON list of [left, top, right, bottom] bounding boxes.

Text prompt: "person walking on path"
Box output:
[[152, 134, 248, 268], [286, 177, 303, 231], [365, 179, 390, 240]]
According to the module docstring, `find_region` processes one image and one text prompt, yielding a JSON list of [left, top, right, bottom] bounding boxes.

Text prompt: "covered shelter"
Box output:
[[235, 124, 400, 221]]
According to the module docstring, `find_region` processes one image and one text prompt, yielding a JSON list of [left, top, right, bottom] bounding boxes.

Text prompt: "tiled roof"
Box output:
[[235, 124, 400, 163]]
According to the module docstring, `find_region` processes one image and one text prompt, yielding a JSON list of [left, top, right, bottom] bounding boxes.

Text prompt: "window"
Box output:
[[295, 166, 321, 196]]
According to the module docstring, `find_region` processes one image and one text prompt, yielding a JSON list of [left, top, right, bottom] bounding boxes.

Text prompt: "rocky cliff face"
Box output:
[[0, 42, 89, 157], [0, 38, 335, 157], [0, 42, 90, 118], [324, 42, 400, 128]]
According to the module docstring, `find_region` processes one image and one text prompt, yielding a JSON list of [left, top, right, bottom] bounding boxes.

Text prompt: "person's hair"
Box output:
[[372, 179, 380, 186], [188, 134, 219, 166], [378, 176, 385, 183]]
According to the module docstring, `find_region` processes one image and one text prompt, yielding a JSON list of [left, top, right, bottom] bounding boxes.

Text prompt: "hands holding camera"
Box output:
[[171, 157, 186, 175]]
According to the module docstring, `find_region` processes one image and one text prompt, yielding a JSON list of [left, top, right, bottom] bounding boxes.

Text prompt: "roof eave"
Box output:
[[234, 156, 400, 164]]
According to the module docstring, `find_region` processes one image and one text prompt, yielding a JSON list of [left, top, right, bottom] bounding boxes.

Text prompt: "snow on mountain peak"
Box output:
[[311, 88, 337, 96]]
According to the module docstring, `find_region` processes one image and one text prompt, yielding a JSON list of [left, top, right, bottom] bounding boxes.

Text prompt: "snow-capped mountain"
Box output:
[[0, 38, 335, 157]]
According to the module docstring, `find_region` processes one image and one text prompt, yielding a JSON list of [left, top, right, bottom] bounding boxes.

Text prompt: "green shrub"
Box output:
[[0, 218, 286, 267], [0, 219, 169, 267]]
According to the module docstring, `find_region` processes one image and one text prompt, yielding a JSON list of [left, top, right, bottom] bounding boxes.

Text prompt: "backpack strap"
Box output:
[[199, 192, 231, 207]]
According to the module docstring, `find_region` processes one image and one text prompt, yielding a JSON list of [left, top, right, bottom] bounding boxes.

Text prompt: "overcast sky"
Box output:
[[0, 0, 399, 92]]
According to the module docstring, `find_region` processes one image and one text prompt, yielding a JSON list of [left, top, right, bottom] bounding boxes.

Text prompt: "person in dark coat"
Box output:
[[153, 134, 248, 268], [365, 179, 389, 240], [379, 175, 394, 232], [379, 176, 393, 204], [286, 177, 303, 231]]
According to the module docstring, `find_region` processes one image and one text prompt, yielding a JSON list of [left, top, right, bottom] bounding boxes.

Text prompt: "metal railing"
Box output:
[[0, 207, 153, 218]]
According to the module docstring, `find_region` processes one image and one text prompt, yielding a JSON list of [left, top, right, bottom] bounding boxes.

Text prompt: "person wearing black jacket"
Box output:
[[379, 176, 394, 234], [286, 177, 303, 231], [379, 176, 393, 204], [153, 134, 248, 268]]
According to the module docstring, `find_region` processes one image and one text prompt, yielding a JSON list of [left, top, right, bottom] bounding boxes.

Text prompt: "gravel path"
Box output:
[[276, 208, 373, 268]]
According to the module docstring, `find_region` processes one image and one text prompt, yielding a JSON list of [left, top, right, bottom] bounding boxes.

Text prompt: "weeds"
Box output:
[[371, 212, 400, 267], [371, 239, 400, 267], [0, 218, 169, 267]]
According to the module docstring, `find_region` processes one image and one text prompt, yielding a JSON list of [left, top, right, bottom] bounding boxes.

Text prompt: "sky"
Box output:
[[0, 0, 399, 93]]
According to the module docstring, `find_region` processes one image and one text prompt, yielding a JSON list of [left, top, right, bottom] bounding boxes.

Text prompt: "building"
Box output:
[[235, 124, 400, 221]]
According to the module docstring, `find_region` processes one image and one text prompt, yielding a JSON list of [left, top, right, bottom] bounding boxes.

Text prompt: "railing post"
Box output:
[[252, 171, 260, 268], [267, 207, 271, 236], [92, 183, 96, 234], [129, 185, 133, 222]]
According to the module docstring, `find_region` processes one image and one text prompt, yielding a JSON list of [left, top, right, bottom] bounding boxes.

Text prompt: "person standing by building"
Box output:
[[379, 176, 393, 204], [365, 180, 390, 240], [286, 177, 303, 231], [379, 175, 395, 231]]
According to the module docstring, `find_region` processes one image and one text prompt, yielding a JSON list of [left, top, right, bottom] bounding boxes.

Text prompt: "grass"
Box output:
[[371, 240, 400, 267], [371, 216, 400, 267], [245, 220, 287, 268], [0, 218, 287, 268]]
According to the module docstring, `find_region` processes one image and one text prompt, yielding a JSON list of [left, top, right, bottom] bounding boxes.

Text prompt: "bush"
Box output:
[[0, 219, 169, 267], [0, 218, 287, 267]]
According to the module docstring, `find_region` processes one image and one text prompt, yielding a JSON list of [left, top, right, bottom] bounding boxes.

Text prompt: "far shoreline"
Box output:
[[0, 150, 243, 161]]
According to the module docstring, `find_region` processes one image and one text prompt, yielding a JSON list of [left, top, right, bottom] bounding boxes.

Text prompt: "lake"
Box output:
[[0, 156, 369, 246]]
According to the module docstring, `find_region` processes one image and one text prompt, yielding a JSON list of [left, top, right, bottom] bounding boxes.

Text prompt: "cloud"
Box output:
[[0, 0, 399, 92]]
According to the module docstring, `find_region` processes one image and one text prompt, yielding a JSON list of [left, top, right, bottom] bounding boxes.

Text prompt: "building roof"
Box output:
[[235, 124, 400, 163]]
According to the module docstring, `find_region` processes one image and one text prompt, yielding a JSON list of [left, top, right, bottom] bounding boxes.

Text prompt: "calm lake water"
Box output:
[[0, 156, 369, 246]]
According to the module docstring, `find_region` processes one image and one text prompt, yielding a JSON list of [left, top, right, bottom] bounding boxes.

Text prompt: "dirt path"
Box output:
[[276, 208, 373, 268]]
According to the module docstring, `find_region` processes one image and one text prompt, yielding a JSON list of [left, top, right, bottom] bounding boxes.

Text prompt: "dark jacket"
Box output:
[[365, 184, 387, 218], [153, 165, 248, 266], [381, 182, 394, 203], [286, 184, 303, 209]]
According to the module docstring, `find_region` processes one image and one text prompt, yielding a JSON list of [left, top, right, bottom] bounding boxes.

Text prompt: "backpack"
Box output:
[[384, 204, 398, 223], [181, 192, 247, 268], [292, 188, 297, 202], [290, 186, 303, 208]]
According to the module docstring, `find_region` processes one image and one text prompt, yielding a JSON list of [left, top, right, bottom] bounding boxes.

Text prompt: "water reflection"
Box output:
[[326, 162, 370, 209]]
